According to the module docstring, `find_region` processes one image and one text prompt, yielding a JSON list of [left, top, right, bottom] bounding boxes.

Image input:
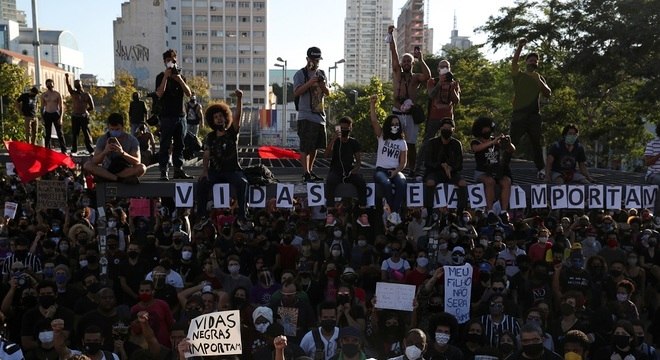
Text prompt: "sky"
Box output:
[[16, 0, 516, 86]]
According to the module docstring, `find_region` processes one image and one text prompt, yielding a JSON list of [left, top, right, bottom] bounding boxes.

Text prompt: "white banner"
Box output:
[[468, 184, 486, 209], [443, 264, 473, 324], [366, 183, 376, 207], [185, 310, 242, 357], [4, 201, 18, 219]]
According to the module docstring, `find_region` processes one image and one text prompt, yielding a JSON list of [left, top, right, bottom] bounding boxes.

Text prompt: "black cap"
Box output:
[[307, 47, 323, 59]]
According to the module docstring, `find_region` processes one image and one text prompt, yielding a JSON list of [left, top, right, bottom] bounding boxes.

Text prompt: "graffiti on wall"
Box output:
[[115, 40, 149, 62]]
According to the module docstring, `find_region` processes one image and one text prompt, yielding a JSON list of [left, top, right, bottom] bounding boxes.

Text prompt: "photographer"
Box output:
[[83, 113, 146, 184], [155, 49, 193, 181]]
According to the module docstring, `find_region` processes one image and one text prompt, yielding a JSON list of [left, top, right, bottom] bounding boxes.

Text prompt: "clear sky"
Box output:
[[16, 0, 515, 86]]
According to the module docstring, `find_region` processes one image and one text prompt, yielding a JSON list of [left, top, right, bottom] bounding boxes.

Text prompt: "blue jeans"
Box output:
[[374, 167, 407, 213], [159, 115, 186, 171], [196, 169, 249, 220]]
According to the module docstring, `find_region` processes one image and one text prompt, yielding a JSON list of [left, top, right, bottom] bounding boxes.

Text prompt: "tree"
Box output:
[[0, 63, 30, 141], [187, 75, 210, 105]]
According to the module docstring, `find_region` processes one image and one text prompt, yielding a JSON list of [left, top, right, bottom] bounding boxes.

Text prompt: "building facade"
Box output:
[[343, 0, 392, 85], [395, 0, 433, 56]]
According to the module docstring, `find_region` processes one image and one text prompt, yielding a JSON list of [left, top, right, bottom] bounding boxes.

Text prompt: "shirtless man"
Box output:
[[65, 74, 95, 154], [41, 78, 67, 153], [388, 25, 431, 177]]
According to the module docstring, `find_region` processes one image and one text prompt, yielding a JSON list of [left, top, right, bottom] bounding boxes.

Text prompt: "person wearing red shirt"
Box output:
[[130, 280, 174, 348]]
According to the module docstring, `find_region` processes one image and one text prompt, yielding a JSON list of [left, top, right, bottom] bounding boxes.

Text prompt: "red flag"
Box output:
[[258, 145, 301, 160], [4, 141, 76, 183]]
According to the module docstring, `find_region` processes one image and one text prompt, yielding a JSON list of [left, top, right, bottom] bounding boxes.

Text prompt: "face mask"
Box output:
[[560, 303, 575, 316], [107, 221, 116, 228], [182, 251, 193, 261], [79, 259, 89, 268], [610, 269, 622, 277], [320, 319, 336, 332], [538, 236, 548, 243], [480, 239, 489, 247], [390, 125, 400, 134], [438, 243, 448, 251], [341, 129, 350, 137], [166, 61, 175, 69], [83, 342, 102, 355], [526, 63, 538, 72], [331, 249, 341, 257], [51, 225, 60, 232], [109, 129, 122, 137], [255, 322, 269, 334], [44, 268, 54, 278], [463, 216, 470, 223], [342, 343, 360, 357], [482, 131, 491, 138], [405, 345, 422, 360], [452, 255, 465, 264], [571, 258, 584, 269], [333, 230, 342, 238], [565, 134, 578, 145], [522, 343, 543, 357], [440, 129, 452, 139], [450, 232, 459, 239], [494, 236, 503, 242], [55, 273, 67, 285], [59, 244, 69, 252], [128, 251, 139, 259], [39, 330, 54, 344], [616, 293, 628, 302], [82, 200, 90, 207], [38, 295, 56, 308], [358, 240, 367, 247], [439, 68, 449, 75], [466, 333, 482, 344], [87, 256, 98, 264], [228, 264, 240, 275], [613, 334, 630, 349], [627, 257, 638, 266], [636, 335, 645, 345], [435, 332, 450, 345], [417, 257, 429, 268]]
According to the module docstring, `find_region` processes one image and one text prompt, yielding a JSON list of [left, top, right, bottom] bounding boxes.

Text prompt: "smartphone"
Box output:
[[335, 125, 341, 132]]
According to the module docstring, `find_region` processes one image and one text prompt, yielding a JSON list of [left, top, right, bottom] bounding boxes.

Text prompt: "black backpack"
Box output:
[[243, 164, 278, 186]]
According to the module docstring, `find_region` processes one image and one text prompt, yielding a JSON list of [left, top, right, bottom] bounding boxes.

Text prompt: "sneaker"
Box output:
[[173, 169, 193, 179], [160, 171, 169, 181], [309, 171, 324, 182], [537, 169, 546, 181], [302, 172, 312, 183]]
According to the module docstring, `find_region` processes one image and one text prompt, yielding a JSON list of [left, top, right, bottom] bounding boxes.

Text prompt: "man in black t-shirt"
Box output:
[[155, 49, 193, 181], [324, 116, 367, 209], [16, 87, 39, 144], [128, 92, 148, 135], [196, 90, 249, 227]]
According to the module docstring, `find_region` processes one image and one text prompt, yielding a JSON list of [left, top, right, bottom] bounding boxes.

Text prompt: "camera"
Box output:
[[317, 73, 325, 83], [168, 61, 181, 75], [15, 273, 29, 289], [445, 71, 454, 82]]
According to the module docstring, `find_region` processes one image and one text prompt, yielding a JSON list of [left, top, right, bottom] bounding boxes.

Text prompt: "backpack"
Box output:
[[183, 131, 203, 160], [243, 164, 278, 186], [294, 68, 326, 112], [311, 328, 325, 360]]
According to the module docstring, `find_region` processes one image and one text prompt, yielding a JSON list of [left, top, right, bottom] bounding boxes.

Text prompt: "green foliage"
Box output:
[[188, 76, 210, 105], [0, 63, 30, 141]]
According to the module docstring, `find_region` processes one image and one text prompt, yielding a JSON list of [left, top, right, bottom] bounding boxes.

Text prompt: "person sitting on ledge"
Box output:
[[83, 113, 146, 184]]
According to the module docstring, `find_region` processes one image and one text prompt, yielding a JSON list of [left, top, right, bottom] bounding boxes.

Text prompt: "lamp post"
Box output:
[[276, 57, 287, 147], [333, 59, 345, 84]]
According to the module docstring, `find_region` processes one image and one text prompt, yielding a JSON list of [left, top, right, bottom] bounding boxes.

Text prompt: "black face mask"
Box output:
[[465, 333, 483, 344], [610, 269, 623, 277], [341, 129, 350, 138], [128, 251, 139, 259], [526, 63, 538, 72], [613, 334, 630, 349], [522, 343, 543, 357], [320, 319, 335, 332], [83, 342, 102, 355], [440, 129, 452, 139], [342, 343, 360, 357], [38, 295, 56, 308]]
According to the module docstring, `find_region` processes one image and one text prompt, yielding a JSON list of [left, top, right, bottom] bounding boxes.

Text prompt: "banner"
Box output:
[[374, 282, 416, 312], [4, 141, 75, 183], [129, 198, 151, 217], [185, 310, 242, 357], [444, 264, 473, 324]]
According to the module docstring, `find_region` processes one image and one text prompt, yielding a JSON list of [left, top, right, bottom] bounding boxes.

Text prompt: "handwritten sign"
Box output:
[[37, 180, 67, 209], [185, 310, 242, 357], [374, 282, 416, 312], [444, 264, 473, 324], [4, 201, 18, 219], [5, 162, 15, 176], [129, 198, 151, 217]]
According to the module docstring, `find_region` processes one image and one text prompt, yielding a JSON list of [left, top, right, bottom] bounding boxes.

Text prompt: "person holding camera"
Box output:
[[294, 46, 330, 183], [544, 124, 594, 184], [471, 117, 516, 213], [388, 25, 431, 178], [155, 48, 193, 181], [415, 60, 461, 177], [83, 113, 146, 184], [65, 73, 95, 154], [506, 38, 552, 181]]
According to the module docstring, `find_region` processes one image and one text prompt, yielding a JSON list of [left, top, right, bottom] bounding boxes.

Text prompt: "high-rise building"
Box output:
[[114, 0, 267, 108], [0, 0, 25, 25], [443, 14, 472, 51], [343, 0, 392, 85], [395, 0, 432, 56]]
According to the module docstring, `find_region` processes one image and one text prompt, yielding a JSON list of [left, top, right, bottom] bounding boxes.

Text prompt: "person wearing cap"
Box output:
[[422, 118, 466, 224], [414, 59, 461, 177], [16, 86, 40, 145], [328, 326, 375, 360], [84, 112, 146, 184], [387, 25, 431, 177], [294, 46, 330, 183], [471, 116, 515, 214]]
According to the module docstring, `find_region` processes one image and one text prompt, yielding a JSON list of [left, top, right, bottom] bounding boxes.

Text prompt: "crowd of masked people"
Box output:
[[0, 164, 659, 360]]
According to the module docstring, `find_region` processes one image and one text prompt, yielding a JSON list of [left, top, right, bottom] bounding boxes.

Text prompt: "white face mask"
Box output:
[[255, 322, 269, 334], [358, 240, 367, 247], [462, 216, 470, 223], [228, 264, 240, 274], [79, 259, 89, 268], [181, 251, 193, 261], [480, 239, 489, 247], [439, 68, 449, 75], [390, 125, 400, 134], [538, 236, 548, 244], [617, 293, 628, 302], [435, 332, 450, 345], [333, 230, 342, 238], [107, 221, 117, 228], [39, 330, 54, 344], [331, 249, 341, 257], [417, 257, 429, 268], [405, 345, 422, 360]]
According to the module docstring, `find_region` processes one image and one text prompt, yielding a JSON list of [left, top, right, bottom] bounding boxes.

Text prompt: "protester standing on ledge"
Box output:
[[16, 86, 39, 145], [41, 78, 67, 153], [293, 46, 329, 183], [65, 73, 95, 154]]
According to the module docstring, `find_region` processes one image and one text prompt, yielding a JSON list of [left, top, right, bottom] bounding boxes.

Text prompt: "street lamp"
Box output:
[[333, 59, 345, 84], [275, 57, 287, 147]]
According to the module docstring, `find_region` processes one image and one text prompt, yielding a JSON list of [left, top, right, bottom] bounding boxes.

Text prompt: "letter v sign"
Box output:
[[175, 183, 194, 208]]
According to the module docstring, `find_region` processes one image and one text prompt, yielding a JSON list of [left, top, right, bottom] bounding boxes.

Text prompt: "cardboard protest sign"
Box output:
[[374, 282, 415, 312], [185, 310, 242, 357], [37, 180, 67, 209], [443, 264, 473, 324], [4, 201, 18, 219]]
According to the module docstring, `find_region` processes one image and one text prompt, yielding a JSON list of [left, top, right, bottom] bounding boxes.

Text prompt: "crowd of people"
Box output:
[[3, 26, 660, 360]]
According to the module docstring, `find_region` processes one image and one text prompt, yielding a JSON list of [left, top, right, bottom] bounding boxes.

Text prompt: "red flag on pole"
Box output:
[[3, 141, 76, 183], [258, 145, 300, 160]]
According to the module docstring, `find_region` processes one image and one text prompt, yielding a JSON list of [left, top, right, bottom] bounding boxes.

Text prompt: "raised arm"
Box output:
[[369, 95, 383, 138], [512, 38, 526, 74], [230, 89, 243, 132], [415, 48, 431, 83], [388, 25, 401, 74], [64, 74, 74, 95]]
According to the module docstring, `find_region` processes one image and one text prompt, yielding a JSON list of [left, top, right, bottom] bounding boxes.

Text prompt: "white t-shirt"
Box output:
[[376, 136, 407, 169], [145, 269, 185, 289]]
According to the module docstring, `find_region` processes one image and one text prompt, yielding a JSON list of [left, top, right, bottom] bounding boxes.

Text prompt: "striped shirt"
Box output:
[[479, 314, 521, 348], [1, 253, 43, 277], [645, 137, 660, 178]]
